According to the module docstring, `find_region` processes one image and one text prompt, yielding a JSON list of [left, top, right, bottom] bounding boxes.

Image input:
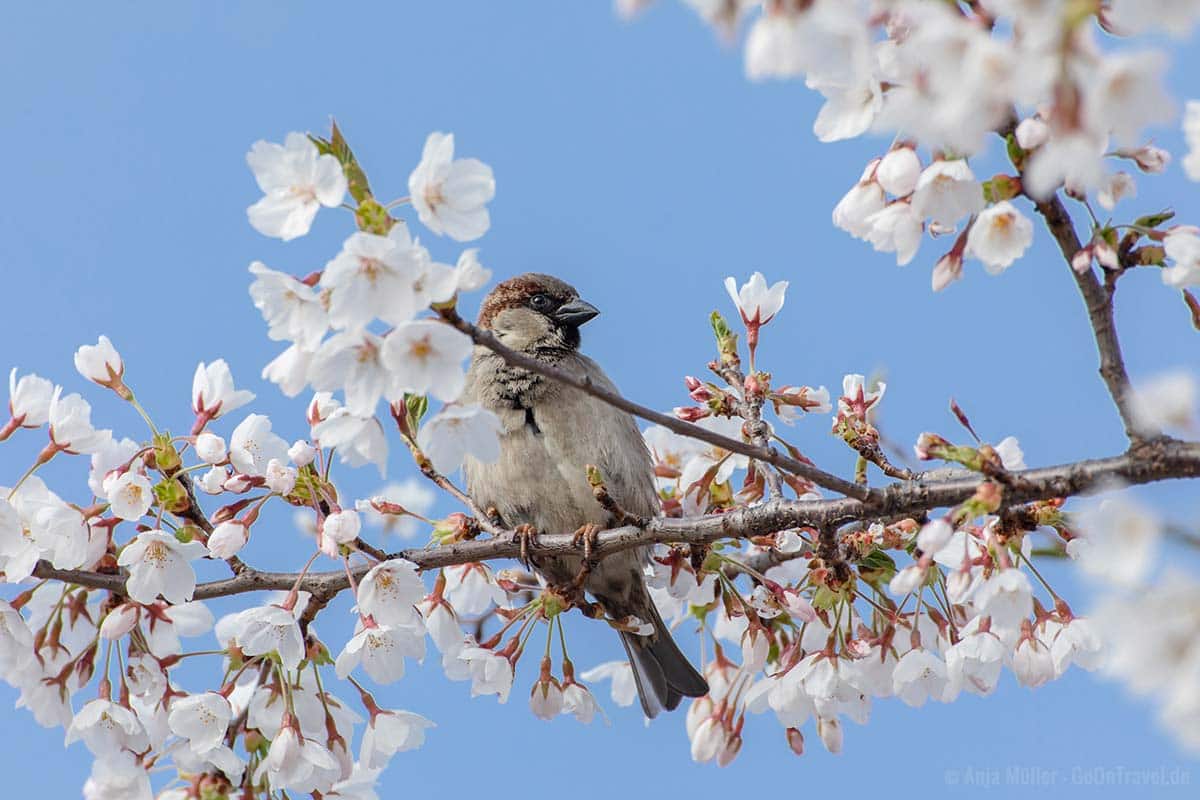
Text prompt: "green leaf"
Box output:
[[1183, 289, 1200, 331], [1004, 133, 1027, 171], [812, 586, 839, 610], [1133, 209, 1175, 230], [856, 548, 897, 586], [309, 119, 375, 205], [858, 548, 897, 572]]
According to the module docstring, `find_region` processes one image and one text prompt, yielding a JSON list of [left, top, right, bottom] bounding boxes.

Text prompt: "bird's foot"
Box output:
[[568, 523, 603, 590], [511, 524, 538, 568]]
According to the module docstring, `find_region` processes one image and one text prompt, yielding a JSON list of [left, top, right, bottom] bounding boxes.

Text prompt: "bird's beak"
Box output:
[[553, 298, 600, 327]]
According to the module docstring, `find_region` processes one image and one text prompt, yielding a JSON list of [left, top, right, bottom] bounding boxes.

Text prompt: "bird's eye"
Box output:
[[529, 293, 553, 311]]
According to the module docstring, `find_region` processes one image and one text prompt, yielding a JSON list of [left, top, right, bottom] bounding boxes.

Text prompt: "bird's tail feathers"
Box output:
[[618, 601, 708, 719]]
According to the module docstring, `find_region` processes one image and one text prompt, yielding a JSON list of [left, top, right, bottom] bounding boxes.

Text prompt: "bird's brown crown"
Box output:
[[477, 273, 580, 329]]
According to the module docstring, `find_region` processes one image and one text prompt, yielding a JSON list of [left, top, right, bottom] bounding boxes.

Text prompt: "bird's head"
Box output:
[[477, 273, 599, 353]]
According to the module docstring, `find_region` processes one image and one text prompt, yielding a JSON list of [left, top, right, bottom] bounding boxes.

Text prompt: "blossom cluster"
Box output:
[[616, 272, 1114, 763], [248, 128, 501, 477], [0, 125, 519, 799], [622, 1, 1200, 295]]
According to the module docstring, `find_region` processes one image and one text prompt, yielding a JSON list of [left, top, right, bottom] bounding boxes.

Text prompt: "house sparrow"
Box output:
[[461, 273, 708, 717]]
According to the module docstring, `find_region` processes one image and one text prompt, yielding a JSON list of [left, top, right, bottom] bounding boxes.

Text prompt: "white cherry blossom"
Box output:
[[246, 132, 347, 241], [833, 163, 885, 239], [192, 359, 255, 421], [264, 458, 297, 494], [357, 559, 424, 627], [876, 147, 921, 197], [308, 329, 391, 416], [892, 649, 951, 707], [88, 436, 141, 496], [562, 682, 602, 724], [321, 229, 428, 330], [946, 624, 1006, 696], [1015, 117, 1049, 150], [194, 432, 227, 464], [232, 605, 305, 670], [312, 407, 389, 475], [530, 676, 565, 721], [965, 201, 1033, 274], [1024, 132, 1107, 200], [417, 404, 502, 474], [381, 320, 474, 402], [229, 413, 290, 476], [66, 698, 150, 756], [1130, 370, 1197, 433], [117, 530, 208, 605], [451, 248, 491, 292], [1184, 100, 1200, 180], [1072, 495, 1161, 588], [48, 389, 112, 454], [82, 752, 152, 800], [360, 710, 435, 768], [106, 471, 153, 521], [723, 272, 788, 327], [864, 202, 922, 266], [0, 599, 35, 678], [289, 439, 317, 466], [458, 642, 514, 702], [248, 262, 329, 350], [911, 160, 984, 227], [443, 563, 507, 616], [580, 661, 637, 708], [254, 724, 340, 794], [1097, 172, 1136, 211], [5, 369, 55, 431], [1162, 227, 1200, 288], [98, 603, 139, 641], [408, 132, 496, 241], [208, 521, 250, 559], [974, 569, 1033, 629], [168, 692, 233, 754], [1011, 635, 1056, 688], [1083, 51, 1173, 147], [262, 344, 313, 397], [1045, 617, 1103, 675], [73, 335, 123, 388]]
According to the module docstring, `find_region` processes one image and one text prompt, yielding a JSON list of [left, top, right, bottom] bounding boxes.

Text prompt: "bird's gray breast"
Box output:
[[461, 351, 660, 576]]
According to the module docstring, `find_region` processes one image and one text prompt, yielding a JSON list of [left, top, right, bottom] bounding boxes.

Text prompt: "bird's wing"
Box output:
[[550, 353, 661, 520]]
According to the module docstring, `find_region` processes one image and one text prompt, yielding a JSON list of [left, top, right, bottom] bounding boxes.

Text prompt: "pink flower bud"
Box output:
[[674, 406, 711, 422], [786, 727, 805, 756], [99, 603, 139, 639]]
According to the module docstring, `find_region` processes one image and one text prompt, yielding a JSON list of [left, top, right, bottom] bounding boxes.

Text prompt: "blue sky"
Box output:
[[1, 2, 1198, 797]]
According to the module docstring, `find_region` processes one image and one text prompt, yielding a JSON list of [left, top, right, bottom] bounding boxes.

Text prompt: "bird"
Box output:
[[461, 272, 708, 717]]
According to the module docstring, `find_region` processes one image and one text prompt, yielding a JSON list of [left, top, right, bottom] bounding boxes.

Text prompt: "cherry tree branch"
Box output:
[[996, 118, 1146, 443], [1031, 192, 1146, 442], [32, 437, 1200, 600], [436, 307, 872, 501]]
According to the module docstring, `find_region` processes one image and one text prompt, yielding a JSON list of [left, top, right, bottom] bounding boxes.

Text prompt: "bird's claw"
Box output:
[[569, 523, 602, 590], [512, 524, 538, 569]]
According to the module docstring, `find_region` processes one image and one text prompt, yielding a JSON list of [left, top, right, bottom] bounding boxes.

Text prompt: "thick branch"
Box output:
[[437, 307, 871, 501], [32, 438, 1200, 600]]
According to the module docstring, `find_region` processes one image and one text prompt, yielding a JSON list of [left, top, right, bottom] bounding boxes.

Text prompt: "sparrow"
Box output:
[[461, 273, 708, 717]]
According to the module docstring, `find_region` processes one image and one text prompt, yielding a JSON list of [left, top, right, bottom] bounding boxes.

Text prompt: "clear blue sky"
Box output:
[[1, 2, 1197, 797]]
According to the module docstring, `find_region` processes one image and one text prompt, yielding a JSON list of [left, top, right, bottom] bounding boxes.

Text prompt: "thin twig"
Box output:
[[437, 307, 871, 501]]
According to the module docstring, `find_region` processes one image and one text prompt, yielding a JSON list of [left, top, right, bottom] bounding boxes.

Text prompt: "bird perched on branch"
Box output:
[[461, 272, 708, 717]]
